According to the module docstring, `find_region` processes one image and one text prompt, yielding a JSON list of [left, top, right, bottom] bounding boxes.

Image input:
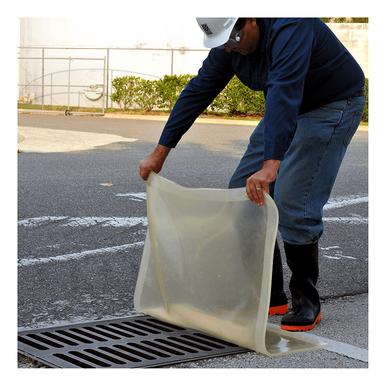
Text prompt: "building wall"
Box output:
[[18, 19, 368, 109]]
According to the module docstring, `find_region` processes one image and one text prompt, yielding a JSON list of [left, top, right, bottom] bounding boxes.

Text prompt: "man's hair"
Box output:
[[234, 18, 261, 31], [235, 18, 247, 31]]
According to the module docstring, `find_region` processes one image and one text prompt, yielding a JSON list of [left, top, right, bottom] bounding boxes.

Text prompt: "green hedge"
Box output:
[[111, 75, 368, 122], [111, 76, 158, 111], [111, 75, 195, 112], [156, 75, 195, 111], [111, 74, 266, 116], [207, 76, 265, 116], [363, 78, 368, 123]]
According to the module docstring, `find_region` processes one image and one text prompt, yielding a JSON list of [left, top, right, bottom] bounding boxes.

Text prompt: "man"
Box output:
[[139, 18, 365, 332]]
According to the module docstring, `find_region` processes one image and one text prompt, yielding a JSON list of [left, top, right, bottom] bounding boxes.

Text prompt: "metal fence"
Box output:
[[17, 46, 209, 114], [17, 23, 368, 115]]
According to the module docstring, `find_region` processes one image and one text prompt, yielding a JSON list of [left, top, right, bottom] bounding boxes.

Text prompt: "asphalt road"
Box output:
[[17, 113, 368, 368]]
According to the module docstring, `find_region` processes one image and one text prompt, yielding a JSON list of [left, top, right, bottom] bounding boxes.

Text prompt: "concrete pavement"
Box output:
[[18, 126, 138, 153], [17, 110, 368, 153]]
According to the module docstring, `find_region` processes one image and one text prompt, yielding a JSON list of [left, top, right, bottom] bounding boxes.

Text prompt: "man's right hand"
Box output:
[[139, 144, 171, 181]]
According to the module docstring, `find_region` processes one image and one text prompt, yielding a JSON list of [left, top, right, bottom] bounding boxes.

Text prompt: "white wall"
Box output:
[[18, 18, 368, 108], [19, 17, 205, 48], [18, 17, 209, 108]]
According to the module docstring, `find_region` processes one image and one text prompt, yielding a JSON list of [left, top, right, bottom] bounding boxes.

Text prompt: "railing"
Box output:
[[17, 46, 209, 113]]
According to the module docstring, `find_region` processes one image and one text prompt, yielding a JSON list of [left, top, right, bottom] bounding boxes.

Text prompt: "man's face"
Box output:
[[223, 19, 260, 55]]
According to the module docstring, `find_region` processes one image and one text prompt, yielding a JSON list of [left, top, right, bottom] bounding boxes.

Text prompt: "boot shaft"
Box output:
[[284, 241, 320, 309], [281, 241, 321, 331], [284, 241, 319, 284]]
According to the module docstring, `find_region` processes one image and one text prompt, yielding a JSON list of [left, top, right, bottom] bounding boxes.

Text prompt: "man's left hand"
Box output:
[[246, 160, 280, 206]]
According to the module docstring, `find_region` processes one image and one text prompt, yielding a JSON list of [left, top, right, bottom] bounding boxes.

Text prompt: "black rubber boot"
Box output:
[[280, 241, 321, 331], [269, 241, 288, 316]]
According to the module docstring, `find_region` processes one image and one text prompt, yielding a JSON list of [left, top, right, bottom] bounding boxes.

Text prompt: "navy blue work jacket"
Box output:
[[158, 18, 365, 160]]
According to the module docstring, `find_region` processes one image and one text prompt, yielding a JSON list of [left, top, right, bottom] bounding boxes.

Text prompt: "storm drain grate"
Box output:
[[18, 315, 249, 368]]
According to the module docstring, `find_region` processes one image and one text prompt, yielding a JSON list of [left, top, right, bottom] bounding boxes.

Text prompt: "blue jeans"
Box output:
[[229, 96, 366, 245]]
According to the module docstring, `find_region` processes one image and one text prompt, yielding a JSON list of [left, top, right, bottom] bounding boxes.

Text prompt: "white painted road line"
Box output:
[[64, 217, 147, 228], [116, 192, 147, 201], [18, 216, 68, 227], [18, 214, 366, 228], [18, 216, 148, 228], [116, 191, 368, 210], [321, 246, 357, 260], [18, 194, 367, 229], [323, 194, 368, 211], [307, 334, 368, 363], [323, 254, 356, 260], [323, 215, 368, 225], [17, 193, 368, 266], [18, 241, 145, 267]]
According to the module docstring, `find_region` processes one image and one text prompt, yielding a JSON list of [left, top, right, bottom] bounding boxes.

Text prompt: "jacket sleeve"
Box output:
[[263, 18, 315, 160], [158, 48, 234, 148]]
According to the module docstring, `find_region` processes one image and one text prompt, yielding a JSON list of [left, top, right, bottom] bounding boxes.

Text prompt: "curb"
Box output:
[[18, 109, 368, 131], [18, 109, 260, 127], [103, 113, 369, 131], [103, 113, 261, 127]]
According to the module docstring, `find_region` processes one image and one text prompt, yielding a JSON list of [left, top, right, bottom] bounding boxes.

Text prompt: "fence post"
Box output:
[[67, 57, 71, 111], [106, 48, 110, 110], [50, 73, 53, 106], [171, 49, 174, 75], [110, 69, 114, 109], [102, 56, 106, 115], [41, 48, 45, 110]]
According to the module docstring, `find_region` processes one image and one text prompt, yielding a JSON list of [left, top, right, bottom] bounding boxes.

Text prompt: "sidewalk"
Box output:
[[18, 126, 138, 153]]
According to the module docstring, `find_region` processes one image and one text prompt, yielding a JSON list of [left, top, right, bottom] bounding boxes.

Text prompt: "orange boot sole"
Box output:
[[281, 312, 322, 332], [269, 303, 289, 316]]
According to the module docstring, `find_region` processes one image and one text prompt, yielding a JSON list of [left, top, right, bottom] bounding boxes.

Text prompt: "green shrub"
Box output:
[[210, 77, 241, 114], [111, 76, 161, 111], [156, 75, 194, 111], [111, 76, 142, 110], [136, 79, 159, 111], [110, 73, 368, 122], [209, 76, 265, 116], [207, 75, 266, 116], [362, 78, 368, 123]]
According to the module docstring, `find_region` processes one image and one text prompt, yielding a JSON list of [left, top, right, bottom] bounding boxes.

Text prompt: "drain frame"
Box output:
[[18, 315, 249, 368]]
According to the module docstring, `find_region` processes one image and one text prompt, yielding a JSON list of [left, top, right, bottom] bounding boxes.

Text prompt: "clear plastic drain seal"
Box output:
[[134, 173, 324, 356]]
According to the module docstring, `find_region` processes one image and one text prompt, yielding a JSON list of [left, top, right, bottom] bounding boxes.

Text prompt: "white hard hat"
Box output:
[[196, 18, 238, 48]]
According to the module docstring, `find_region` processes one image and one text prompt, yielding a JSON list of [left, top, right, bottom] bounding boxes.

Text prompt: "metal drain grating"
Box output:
[[18, 315, 249, 368]]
